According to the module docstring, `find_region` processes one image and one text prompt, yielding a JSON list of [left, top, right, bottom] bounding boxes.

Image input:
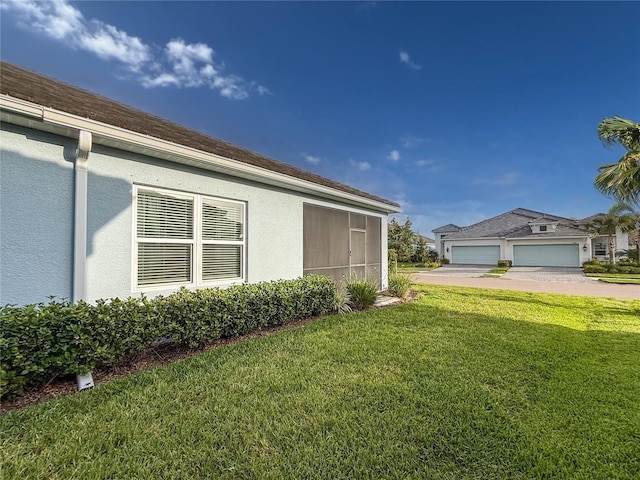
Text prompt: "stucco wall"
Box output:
[[0, 124, 74, 305], [2, 122, 389, 304]]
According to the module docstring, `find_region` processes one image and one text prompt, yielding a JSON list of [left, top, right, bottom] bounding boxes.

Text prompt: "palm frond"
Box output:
[[597, 116, 640, 150]]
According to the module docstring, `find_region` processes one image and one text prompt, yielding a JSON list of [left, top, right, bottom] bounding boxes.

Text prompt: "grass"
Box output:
[[396, 262, 440, 274], [598, 278, 640, 285], [2, 285, 639, 479], [483, 266, 510, 277], [585, 272, 640, 279], [585, 272, 640, 284]]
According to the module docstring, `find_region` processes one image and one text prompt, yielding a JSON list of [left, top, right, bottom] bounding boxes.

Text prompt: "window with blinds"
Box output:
[[134, 187, 245, 289]]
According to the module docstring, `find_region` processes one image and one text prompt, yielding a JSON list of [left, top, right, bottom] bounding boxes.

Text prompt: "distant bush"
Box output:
[[497, 260, 512, 268], [582, 261, 640, 274], [441, 258, 450, 265], [617, 266, 640, 274], [388, 273, 412, 298], [0, 276, 336, 399], [582, 259, 602, 267], [583, 265, 607, 273], [346, 275, 379, 310]]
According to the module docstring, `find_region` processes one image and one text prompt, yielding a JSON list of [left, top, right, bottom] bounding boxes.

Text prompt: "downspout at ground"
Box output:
[[73, 130, 92, 303], [73, 130, 95, 391]]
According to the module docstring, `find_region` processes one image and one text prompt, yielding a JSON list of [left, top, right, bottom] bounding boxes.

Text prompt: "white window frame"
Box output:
[[132, 185, 246, 291]]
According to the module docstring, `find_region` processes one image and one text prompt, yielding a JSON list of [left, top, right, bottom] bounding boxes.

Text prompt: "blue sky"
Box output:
[[2, 1, 639, 237]]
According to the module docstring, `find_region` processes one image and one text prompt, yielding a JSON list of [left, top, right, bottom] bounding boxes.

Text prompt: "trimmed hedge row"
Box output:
[[0, 276, 336, 399], [582, 259, 640, 274]]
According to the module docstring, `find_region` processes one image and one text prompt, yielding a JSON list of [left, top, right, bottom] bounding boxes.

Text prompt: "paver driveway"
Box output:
[[411, 267, 639, 300], [501, 267, 591, 282]]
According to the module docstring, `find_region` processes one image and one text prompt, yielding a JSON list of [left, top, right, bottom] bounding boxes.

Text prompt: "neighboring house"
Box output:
[[0, 62, 400, 306], [432, 208, 628, 267]]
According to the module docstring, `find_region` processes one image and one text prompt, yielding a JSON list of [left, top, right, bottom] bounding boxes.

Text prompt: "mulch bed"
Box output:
[[1, 292, 418, 414]]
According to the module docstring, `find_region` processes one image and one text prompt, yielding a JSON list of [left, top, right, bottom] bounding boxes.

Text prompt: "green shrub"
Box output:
[[582, 263, 640, 274], [332, 281, 352, 314], [388, 273, 412, 298], [617, 265, 640, 274], [497, 260, 512, 268], [583, 265, 607, 273], [441, 258, 450, 265], [616, 258, 637, 267], [346, 275, 379, 311], [0, 276, 335, 399], [388, 249, 398, 275], [582, 259, 602, 267]]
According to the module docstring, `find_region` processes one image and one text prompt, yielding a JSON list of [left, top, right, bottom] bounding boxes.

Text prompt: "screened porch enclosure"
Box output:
[[303, 204, 381, 286]]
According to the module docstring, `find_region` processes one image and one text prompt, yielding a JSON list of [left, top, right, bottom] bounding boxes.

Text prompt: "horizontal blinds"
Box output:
[[202, 245, 242, 280], [138, 244, 192, 286], [135, 187, 245, 288], [137, 189, 193, 239], [202, 199, 243, 241]]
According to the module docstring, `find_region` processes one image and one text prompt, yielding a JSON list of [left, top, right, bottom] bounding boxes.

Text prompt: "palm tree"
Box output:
[[594, 116, 640, 206], [586, 203, 636, 265]]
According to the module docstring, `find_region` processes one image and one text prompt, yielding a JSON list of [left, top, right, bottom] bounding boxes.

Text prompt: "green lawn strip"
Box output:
[[396, 263, 439, 274], [483, 267, 510, 277], [598, 277, 640, 285], [2, 286, 639, 479], [585, 273, 640, 279], [585, 272, 640, 284]]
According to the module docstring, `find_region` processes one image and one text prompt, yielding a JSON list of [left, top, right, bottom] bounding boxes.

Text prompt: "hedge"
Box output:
[[0, 276, 336, 399], [582, 261, 640, 274]]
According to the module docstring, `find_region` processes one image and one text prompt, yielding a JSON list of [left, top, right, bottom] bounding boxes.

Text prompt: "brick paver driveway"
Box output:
[[501, 267, 591, 282], [411, 266, 639, 300]]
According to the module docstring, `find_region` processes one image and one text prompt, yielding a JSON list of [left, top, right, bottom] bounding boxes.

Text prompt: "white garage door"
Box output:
[[513, 245, 580, 267], [451, 246, 500, 265]]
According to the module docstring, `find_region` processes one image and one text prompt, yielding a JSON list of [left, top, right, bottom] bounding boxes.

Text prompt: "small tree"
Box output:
[[586, 203, 636, 264], [414, 235, 429, 264], [388, 218, 415, 262]]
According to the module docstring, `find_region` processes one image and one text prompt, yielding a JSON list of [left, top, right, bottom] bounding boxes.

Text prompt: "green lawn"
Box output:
[[483, 266, 510, 277], [2, 285, 639, 479], [599, 278, 640, 285], [396, 262, 439, 274], [585, 272, 640, 284]]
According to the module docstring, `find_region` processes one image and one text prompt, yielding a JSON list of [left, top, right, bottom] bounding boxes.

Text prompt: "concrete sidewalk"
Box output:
[[410, 273, 639, 300]]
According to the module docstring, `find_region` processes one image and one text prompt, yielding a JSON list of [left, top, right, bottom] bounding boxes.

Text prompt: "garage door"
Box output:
[[451, 246, 500, 265], [513, 245, 580, 267]]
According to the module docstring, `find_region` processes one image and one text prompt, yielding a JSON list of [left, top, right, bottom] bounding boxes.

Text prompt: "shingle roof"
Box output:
[[444, 208, 588, 239], [0, 62, 399, 209], [432, 224, 460, 233]]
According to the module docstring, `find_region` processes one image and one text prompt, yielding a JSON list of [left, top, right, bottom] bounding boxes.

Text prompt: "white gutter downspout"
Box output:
[[73, 130, 92, 303], [73, 130, 95, 392]]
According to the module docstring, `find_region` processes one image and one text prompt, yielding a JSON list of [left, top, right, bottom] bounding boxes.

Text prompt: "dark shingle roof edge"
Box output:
[[0, 62, 399, 211], [444, 208, 589, 239]]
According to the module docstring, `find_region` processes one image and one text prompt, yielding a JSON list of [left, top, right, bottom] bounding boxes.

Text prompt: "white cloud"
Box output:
[[473, 172, 519, 186], [414, 159, 434, 167], [388, 150, 400, 161], [79, 22, 151, 66], [400, 136, 429, 149], [399, 50, 421, 70], [256, 84, 272, 95], [349, 159, 372, 171], [355, 1, 377, 13], [2, 0, 267, 100], [302, 154, 321, 165]]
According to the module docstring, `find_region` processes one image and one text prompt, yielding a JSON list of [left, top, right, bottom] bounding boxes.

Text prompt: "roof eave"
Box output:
[[1, 95, 400, 214]]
